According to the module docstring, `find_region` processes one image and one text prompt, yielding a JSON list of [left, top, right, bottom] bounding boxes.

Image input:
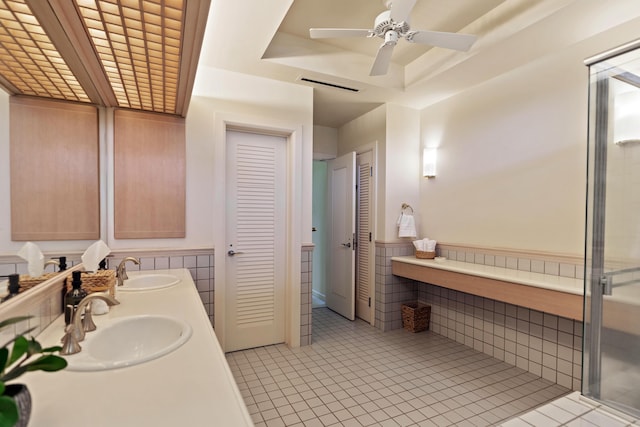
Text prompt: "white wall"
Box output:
[[0, 91, 107, 255], [313, 125, 337, 160], [0, 67, 313, 255], [338, 103, 421, 241], [0, 95, 226, 254], [338, 104, 386, 239], [384, 104, 421, 241], [190, 66, 314, 245], [418, 23, 640, 255], [331, 13, 640, 254], [420, 51, 587, 255]]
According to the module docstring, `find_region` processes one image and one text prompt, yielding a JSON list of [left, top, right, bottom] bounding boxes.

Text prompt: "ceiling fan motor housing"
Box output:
[[373, 10, 410, 39]]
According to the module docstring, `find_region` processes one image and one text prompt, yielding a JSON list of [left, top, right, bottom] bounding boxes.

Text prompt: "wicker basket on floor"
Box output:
[[18, 272, 59, 293], [65, 270, 116, 297], [401, 303, 431, 333]]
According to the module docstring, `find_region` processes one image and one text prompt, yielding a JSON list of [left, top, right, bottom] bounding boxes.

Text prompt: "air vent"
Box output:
[[299, 77, 360, 93]]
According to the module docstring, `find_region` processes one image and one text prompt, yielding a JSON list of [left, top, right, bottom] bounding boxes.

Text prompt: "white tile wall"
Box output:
[[1, 246, 313, 346], [300, 246, 313, 346], [98, 250, 215, 324], [376, 241, 585, 391], [419, 284, 583, 391], [375, 243, 416, 331], [0, 249, 215, 331]]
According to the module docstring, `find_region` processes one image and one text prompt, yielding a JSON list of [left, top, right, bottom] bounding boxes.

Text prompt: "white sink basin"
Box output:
[[121, 273, 180, 291], [66, 315, 192, 371]]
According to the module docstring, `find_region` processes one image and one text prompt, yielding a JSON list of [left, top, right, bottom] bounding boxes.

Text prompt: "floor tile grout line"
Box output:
[[229, 307, 571, 427]]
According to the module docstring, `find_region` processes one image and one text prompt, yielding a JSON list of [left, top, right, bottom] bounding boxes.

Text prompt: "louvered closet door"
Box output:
[[356, 150, 374, 324], [225, 130, 286, 352]]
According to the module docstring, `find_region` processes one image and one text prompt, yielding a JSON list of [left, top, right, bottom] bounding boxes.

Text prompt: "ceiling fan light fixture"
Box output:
[[384, 30, 399, 46], [373, 10, 409, 38], [308, 0, 477, 76]]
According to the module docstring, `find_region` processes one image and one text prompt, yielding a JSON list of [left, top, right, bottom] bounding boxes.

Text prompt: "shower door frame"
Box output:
[[584, 38, 640, 417]]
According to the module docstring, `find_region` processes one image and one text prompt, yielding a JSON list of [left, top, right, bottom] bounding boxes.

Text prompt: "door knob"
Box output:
[[227, 250, 245, 256], [341, 242, 351, 248]]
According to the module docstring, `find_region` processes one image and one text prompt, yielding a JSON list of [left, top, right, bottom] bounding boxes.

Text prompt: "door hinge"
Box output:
[[369, 232, 372, 242], [370, 166, 373, 177], [368, 297, 371, 307], [352, 233, 356, 250]]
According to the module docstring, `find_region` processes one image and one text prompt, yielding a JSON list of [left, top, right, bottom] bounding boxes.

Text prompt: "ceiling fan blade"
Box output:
[[370, 43, 395, 76], [407, 30, 477, 52], [389, 0, 417, 23], [309, 28, 373, 39]]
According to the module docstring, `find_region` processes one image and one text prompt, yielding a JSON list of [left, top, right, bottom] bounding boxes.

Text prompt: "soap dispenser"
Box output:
[[64, 271, 87, 325], [56, 256, 67, 271], [1, 274, 20, 302]]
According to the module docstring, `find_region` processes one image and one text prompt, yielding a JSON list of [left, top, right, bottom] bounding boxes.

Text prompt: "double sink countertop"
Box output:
[[22, 268, 253, 427]]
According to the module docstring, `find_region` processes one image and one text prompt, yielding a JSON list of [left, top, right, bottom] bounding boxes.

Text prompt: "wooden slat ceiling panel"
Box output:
[[0, 0, 90, 102], [76, 0, 182, 113], [0, 0, 209, 117]]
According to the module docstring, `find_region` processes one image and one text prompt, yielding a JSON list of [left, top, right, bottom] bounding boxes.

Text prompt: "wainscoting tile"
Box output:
[[377, 241, 584, 392]]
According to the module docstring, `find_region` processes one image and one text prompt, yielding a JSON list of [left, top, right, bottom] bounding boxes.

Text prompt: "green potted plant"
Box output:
[[0, 316, 67, 427]]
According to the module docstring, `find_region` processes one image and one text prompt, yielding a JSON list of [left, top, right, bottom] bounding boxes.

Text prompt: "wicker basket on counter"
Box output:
[[65, 270, 116, 297], [415, 250, 435, 259], [18, 272, 59, 293], [401, 303, 431, 333]]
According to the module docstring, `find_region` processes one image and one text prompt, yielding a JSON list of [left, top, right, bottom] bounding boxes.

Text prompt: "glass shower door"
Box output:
[[584, 40, 640, 418]]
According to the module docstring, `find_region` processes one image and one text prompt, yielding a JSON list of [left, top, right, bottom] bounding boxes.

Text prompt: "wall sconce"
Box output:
[[423, 147, 437, 178]]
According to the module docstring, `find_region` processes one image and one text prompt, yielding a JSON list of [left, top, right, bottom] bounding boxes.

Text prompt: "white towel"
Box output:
[[397, 213, 417, 238], [81, 240, 111, 272], [413, 238, 437, 251], [17, 242, 44, 277]]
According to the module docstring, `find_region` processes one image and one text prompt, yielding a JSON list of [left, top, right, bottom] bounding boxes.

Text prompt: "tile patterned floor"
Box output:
[[500, 392, 640, 426], [226, 307, 571, 426]]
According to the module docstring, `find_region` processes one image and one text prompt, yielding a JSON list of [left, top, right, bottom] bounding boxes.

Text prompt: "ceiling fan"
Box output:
[[309, 0, 477, 76]]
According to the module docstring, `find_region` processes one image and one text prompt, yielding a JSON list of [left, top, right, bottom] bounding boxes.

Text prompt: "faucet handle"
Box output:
[[82, 302, 97, 332], [60, 324, 81, 355], [117, 257, 140, 285], [71, 294, 120, 342]]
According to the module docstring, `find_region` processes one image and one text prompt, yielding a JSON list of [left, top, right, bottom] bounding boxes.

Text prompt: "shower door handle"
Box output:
[[601, 275, 613, 296]]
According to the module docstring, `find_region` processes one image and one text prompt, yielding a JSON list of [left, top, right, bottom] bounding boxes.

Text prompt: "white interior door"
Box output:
[[225, 130, 286, 352], [356, 150, 374, 324], [326, 152, 356, 320]]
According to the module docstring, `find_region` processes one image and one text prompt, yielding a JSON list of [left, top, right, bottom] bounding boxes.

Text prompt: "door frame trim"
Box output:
[[355, 142, 378, 326], [213, 112, 303, 351]]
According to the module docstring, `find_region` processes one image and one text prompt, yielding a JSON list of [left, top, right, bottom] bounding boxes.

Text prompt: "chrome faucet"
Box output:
[[116, 257, 140, 286], [60, 293, 120, 355], [43, 259, 60, 271]]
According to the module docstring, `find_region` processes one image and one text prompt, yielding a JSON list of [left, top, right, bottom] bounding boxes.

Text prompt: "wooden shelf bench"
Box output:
[[391, 256, 584, 321]]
